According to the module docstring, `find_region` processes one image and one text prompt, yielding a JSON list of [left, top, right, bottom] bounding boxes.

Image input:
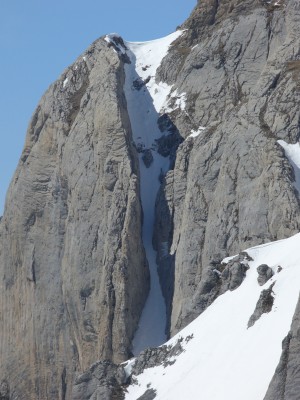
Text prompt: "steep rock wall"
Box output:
[[154, 0, 300, 334], [264, 294, 300, 400], [0, 39, 148, 399]]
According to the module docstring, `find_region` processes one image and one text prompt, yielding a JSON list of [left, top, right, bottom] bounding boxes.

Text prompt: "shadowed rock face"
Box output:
[[264, 295, 300, 400], [0, 39, 149, 399], [154, 0, 300, 335]]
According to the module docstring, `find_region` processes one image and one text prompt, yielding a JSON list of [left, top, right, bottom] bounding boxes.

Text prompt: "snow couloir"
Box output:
[[105, 31, 186, 354]]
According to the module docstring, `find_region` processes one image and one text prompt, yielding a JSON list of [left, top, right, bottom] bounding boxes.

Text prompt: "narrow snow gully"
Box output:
[[105, 31, 184, 354]]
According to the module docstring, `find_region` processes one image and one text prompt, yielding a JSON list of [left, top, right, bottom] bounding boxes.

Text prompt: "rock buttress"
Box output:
[[0, 38, 149, 399], [153, 0, 300, 335]]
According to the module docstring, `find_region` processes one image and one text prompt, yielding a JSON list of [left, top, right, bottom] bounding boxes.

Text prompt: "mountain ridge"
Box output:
[[1, 0, 300, 398]]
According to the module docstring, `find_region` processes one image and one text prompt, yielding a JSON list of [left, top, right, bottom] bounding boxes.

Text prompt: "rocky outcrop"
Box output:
[[174, 252, 251, 330], [257, 264, 274, 286], [248, 282, 275, 328], [264, 295, 300, 400], [130, 337, 185, 375], [0, 38, 149, 399], [72, 360, 127, 400], [154, 0, 300, 335], [70, 337, 187, 400]]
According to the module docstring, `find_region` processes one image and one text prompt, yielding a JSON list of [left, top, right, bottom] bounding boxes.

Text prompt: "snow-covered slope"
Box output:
[[124, 233, 300, 400]]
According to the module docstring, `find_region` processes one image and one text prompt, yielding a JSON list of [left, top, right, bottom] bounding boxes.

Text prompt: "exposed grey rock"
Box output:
[[155, 114, 184, 166], [157, 114, 178, 134], [154, 0, 300, 335], [131, 338, 185, 376], [155, 132, 183, 160], [0, 37, 149, 399], [257, 264, 274, 286], [263, 333, 292, 400], [133, 76, 151, 90], [75, 338, 185, 400], [248, 283, 275, 328], [220, 253, 251, 293], [264, 294, 300, 400], [178, 253, 250, 330], [142, 149, 153, 168], [0, 381, 9, 400], [72, 360, 127, 400]]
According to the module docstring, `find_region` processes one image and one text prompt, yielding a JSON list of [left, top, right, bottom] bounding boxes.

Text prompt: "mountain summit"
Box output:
[[1, 0, 300, 399]]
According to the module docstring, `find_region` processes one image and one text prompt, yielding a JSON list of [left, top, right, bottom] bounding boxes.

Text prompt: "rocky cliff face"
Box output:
[[0, 39, 149, 399], [154, 0, 300, 335], [264, 295, 300, 400], [1, 0, 300, 399]]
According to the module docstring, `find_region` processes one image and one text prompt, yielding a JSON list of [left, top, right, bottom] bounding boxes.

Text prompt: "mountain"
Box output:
[[1, 0, 300, 399]]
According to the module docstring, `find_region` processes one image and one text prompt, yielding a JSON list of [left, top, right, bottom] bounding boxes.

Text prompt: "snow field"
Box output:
[[125, 233, 300, 400]]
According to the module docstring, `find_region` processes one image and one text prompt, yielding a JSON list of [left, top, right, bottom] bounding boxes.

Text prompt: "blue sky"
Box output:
[[0, 0, 196, 215]]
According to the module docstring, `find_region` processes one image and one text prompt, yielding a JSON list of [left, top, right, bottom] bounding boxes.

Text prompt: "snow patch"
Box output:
[[63, 77, 69, 88], [122, 358, 135, 379], [187, 126, 206, 139], [124, 30, 184, 113], [152, 82, 173, 113], [164, 89, 187, 113], [278, 140, 300, 193], [174, 91, 187, 111]]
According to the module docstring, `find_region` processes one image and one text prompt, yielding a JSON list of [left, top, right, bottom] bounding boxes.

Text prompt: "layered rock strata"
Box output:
[[0, 39, 148, 399]]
